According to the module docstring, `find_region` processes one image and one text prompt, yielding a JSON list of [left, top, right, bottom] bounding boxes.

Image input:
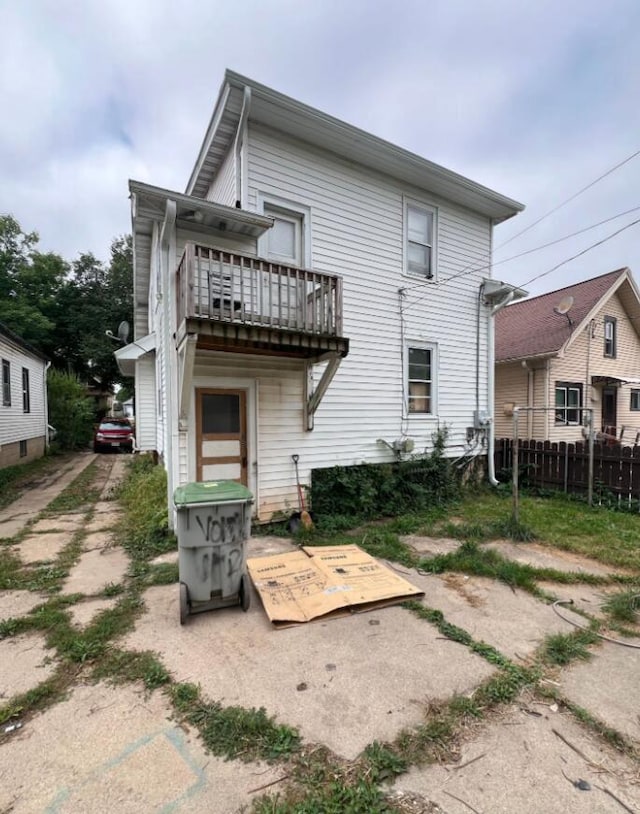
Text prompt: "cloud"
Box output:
[[1, 0, 639, 296]]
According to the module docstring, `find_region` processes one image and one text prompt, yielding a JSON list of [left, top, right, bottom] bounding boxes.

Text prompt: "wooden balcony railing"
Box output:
[[176, 244, 344, 338]]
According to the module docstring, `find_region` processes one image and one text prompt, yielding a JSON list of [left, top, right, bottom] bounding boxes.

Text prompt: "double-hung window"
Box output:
[[555, 381, 582, 425], [407, 345, 435, 414], [604, 316, 616, 358], [22, 367, 30, 413], [630, 390, 640, 411], [405, 200, 436, 279], [2, 359, 10, 406]]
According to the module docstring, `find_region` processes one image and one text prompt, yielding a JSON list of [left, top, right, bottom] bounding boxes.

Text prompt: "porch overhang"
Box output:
[[591, 375, 640, 387], [114, 333, 156, 377]]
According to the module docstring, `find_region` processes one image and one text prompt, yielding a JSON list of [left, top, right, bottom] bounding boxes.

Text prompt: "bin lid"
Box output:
[[174, 480, 253, 507]]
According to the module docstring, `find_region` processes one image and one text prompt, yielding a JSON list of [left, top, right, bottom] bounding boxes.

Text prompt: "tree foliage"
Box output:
[[47, 369, 95, 450], [0, 214, 133, 391]]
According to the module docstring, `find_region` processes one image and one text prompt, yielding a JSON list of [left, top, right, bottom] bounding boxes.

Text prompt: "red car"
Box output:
[[93, 417, 135, 453]]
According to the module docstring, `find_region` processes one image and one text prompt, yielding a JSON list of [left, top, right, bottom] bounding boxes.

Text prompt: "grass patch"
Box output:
[[115, 456, 177, 562], [44, 460, 101, 514], [169, 682, 300, 763], [94, 649, 171, 690], [253, 779, 392, 814], [602, 589, 640, 624], [541, 630, 596, 666], [0, 453, 73, 512], [0, 675, 69, 726]]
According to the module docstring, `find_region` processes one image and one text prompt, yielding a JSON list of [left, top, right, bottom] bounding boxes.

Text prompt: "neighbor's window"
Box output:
[[22, 367, 30, 413], [405, 200, 435, 279], [2, 359, 10, 406], [604, 316, 616, 358], [19, 439, 27, 457], [555, 381, 582, 425], [407, 346, 435, 414], [631, 390, 640, 411]]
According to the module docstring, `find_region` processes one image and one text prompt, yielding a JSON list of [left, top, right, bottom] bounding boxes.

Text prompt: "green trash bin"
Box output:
[[174, 480, 253, 625]]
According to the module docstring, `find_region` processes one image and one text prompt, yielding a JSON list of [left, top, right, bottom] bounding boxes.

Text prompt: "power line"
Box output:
[[495, 147, 640, 251], [400, 205, 640, 314], [520, 217, 640, 289]]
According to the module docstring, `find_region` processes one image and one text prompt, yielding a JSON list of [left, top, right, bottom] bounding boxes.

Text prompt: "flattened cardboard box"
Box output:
[[247, 544, 424, 627]]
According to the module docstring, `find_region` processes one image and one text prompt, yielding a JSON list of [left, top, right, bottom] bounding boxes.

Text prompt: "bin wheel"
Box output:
[[239, 574, 251, 612], [179, 582, 189, 625]]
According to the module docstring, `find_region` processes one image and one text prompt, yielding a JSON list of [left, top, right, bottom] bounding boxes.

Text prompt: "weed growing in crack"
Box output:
[[362, 742, 407, 783], [602, 589, 640, 624], [541, 630, 597, 666]]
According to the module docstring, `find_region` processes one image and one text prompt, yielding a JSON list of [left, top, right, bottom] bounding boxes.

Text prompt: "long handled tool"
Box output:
[[291, 454, 314, 530]]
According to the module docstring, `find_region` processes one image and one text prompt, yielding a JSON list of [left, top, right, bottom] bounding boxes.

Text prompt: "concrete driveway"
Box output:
[[0, 453, 638, 813]]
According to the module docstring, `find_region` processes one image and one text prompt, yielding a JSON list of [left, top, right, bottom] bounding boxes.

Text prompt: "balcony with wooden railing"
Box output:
[[175, 243, 348, 358]]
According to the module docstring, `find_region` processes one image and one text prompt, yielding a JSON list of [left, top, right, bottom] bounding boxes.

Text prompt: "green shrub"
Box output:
[[47, 369, 94, 449], [311, 430, 458, 520]]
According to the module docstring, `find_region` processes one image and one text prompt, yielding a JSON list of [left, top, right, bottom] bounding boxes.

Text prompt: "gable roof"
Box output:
[[186, 70, 525, 224], [495, 268, 636, 363], [0, 321, 48, 363]]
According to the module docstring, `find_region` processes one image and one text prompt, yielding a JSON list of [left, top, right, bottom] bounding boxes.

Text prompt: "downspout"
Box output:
[[487, 290, 515, 485], [234, 86, 251, 208], [160, 200, 177, 528], [44, 361, 51, 448]]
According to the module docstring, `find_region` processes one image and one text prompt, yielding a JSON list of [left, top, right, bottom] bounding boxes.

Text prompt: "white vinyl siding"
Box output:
[[206, 146, 236, 206], [0, 337, 46, 447], [241, 122, 492, 513], [135, 354, 157, 451]]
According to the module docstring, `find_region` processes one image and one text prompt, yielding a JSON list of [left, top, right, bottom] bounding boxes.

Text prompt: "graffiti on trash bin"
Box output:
[[194, 510, 243, 544]]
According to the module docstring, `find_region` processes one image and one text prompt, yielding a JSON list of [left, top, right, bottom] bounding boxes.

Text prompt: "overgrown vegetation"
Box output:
[[44, 460, 101, 514], [602, 589, 640, 624], [47, 369, 95, 450], [541, 629, 597, 666], [115, 454, 176, 561], [311, 430, 458, 521]]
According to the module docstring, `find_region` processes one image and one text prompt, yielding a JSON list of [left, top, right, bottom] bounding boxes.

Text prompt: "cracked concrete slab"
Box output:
[[68, 598, 119, 628], [0, 590, 45, 622], [30, 514, 85, 534], [0, 633, 56, 700], [122, 583, 495, 760], [62, 548, 129, 596], [561, 639, 640, 745], [407, 570, 585, 660], [0, 682, 283, 814], [536, 581, 615, 611], [401, 536, 461, 558], [15, 532, 71, 564], [485, 540, 613, 576], [83, 531, 116, 551], [84, 511, 122, 533], [395, 704, 640, 813]]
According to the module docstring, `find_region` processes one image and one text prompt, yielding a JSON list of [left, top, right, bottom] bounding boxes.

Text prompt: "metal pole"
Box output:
[[513, 409, 519, 524], [588, 407, 594, 506]]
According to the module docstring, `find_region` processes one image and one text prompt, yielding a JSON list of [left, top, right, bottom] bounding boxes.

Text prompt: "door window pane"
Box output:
[[201, 394, 240, 434], [269, 218, 297, 259]]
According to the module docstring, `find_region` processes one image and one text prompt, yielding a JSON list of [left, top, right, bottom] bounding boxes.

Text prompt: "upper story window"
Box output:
[[555, 381, 582, 425], [631, 390, 640, 411], [2, 359, 10, 406], [604, 316, 616, 358], [22, 367, 30, 413], [404, 199, 436, 279], [407, 344, 436, 415], [264, 205, 303, 266]]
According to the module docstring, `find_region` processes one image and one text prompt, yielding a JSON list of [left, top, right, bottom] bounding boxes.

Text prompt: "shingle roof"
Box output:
[[495, 268, 628, 362]]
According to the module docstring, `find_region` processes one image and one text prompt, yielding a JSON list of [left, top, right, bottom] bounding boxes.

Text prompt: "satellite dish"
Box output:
[[554, 295, 574, 315], [554, 295, 574, 326], [117, 321, 130, 343]]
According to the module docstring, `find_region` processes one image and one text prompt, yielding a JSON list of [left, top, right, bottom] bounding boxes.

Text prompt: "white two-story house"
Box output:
[[117, 71, 525, 521]]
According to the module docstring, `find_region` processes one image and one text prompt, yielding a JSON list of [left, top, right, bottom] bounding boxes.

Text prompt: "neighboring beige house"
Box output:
[[495, 268, 640, 443]]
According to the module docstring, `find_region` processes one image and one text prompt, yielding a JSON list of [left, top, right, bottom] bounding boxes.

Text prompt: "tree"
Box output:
[[47, 369, 94, 449]]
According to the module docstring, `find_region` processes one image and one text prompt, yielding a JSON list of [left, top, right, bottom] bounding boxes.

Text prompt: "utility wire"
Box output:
[[401, 204, 640, 304], [495, 147, 640, 251], [520, 217, 640, 289]]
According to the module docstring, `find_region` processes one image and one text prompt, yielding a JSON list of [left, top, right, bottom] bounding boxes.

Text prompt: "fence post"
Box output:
[[588, 408, 594, 507], [513, 409, 519, 524]]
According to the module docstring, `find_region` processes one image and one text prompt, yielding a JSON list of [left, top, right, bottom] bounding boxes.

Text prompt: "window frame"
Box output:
[[403, 196, 437, 281], [630, 389, 640, 412], [22, 367, 30, 414], [405, 342, 437, 418], [257, 193, 312, 269], [2, 358, 10, 406], [554, 381, 583, 425], [19, 439, 27, 458], [604, 316, 617, 358]]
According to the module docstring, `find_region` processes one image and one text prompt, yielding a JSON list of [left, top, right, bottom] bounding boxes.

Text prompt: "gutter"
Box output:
[[44, 361, 51, 448], [487, 290, 516, 487], [160, 200, 177, 529], [234, 86, 251, 207]]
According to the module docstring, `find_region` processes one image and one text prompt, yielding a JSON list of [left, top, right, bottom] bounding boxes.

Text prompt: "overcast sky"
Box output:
[[2, 0, 639, 297]]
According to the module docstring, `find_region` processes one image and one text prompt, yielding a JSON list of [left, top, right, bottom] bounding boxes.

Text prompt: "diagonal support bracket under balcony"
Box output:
[[305, 352, 342, 431], [177, 333, 198, 431]]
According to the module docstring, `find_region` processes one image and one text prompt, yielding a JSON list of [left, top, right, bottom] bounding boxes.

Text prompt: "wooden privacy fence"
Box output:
[[495, 438, 640, 505]]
